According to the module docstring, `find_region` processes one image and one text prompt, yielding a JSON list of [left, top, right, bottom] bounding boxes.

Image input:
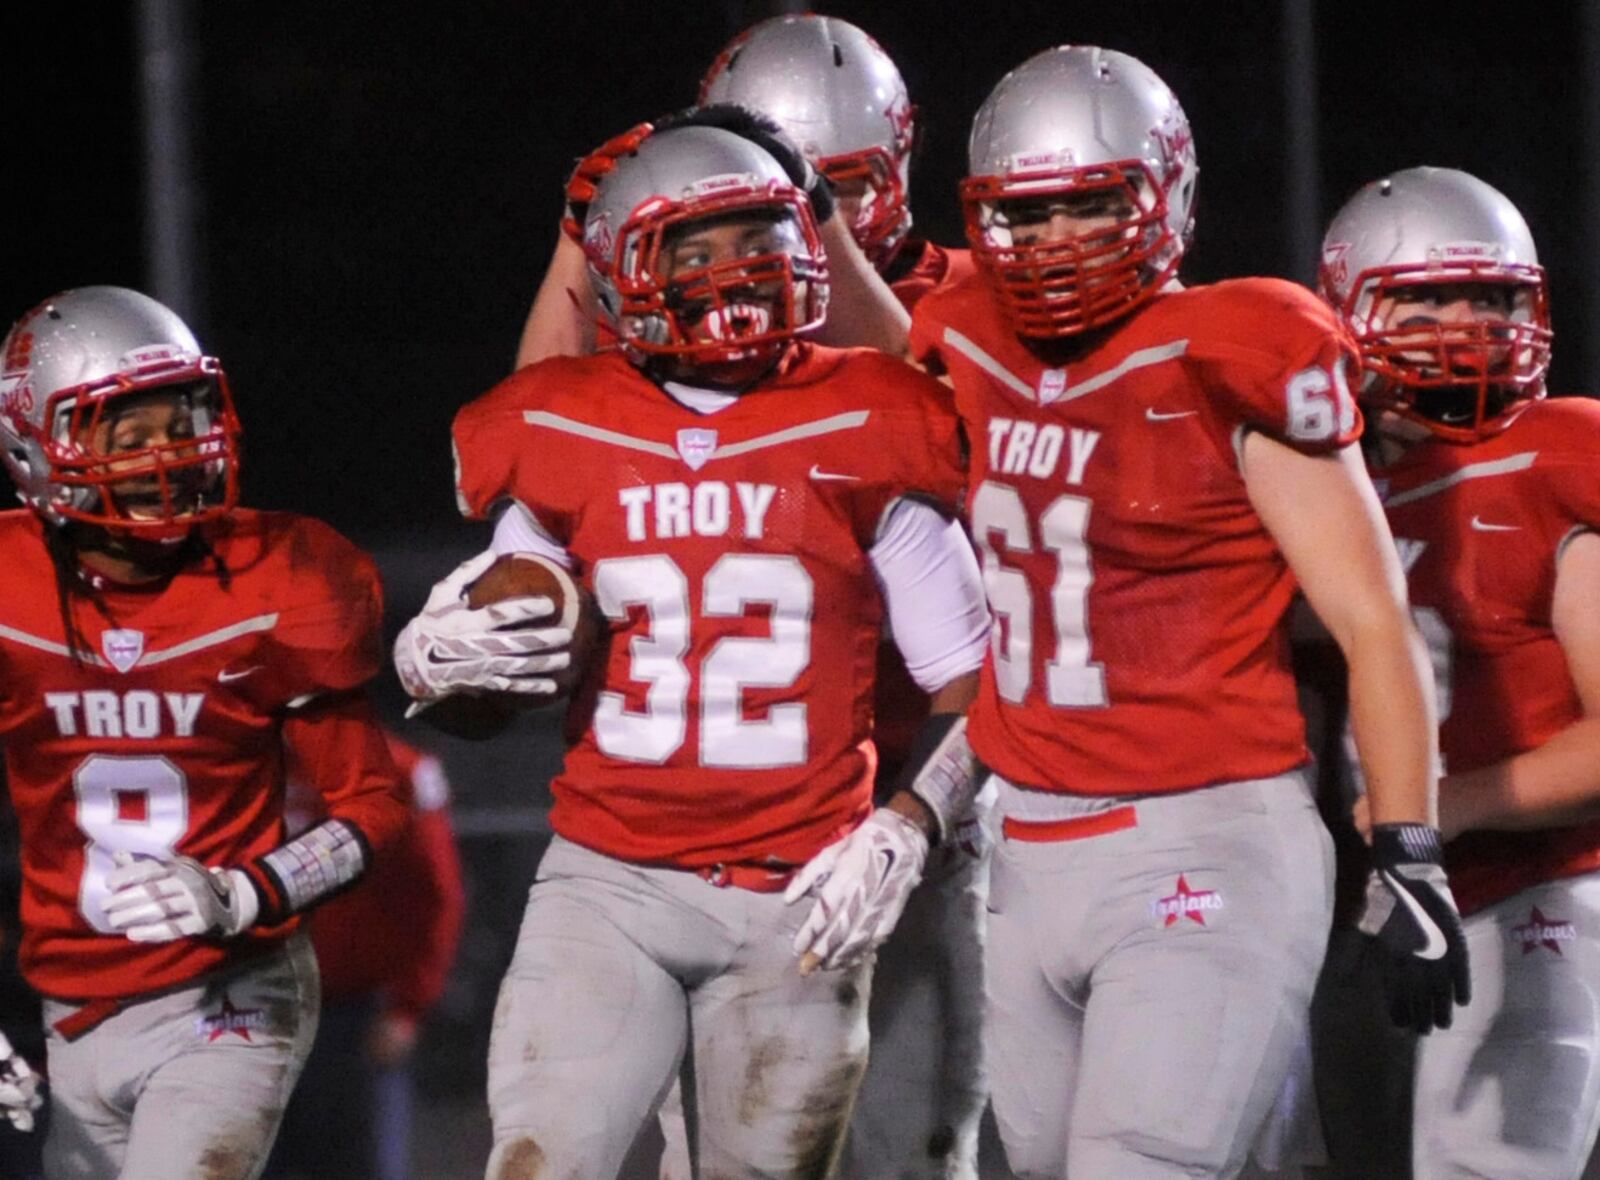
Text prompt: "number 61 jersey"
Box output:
[[452, 346, 966, 870], [912, 275, 1362, 796], [0, 509, 406, 1000]]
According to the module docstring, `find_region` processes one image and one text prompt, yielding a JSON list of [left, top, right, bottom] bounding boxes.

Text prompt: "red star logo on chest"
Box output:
[[1154, 874, 1223, 927]]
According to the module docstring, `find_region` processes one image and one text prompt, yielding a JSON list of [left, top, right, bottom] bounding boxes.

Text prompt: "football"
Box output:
[[465, 553, 600, 698]]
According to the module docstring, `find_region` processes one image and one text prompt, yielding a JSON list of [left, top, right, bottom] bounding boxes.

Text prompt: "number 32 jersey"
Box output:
[[453, 346, 965, 869], [912, 276, 1361, 796], [0, 509, 407, 1000]]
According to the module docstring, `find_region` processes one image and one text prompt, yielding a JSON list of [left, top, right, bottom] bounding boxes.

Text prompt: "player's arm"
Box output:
[[393, 505, 577, 739], [515, 233, 598, 368], [786, 499, 989, 973], [813, 213, 911, 355], [1432, 531, 1600, 838], [102, 691, 411, 941], [1244, 433, 1469, 1032]]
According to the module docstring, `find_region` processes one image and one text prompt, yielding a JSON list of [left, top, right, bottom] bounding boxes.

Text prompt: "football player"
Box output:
[[394, 116, 993, 1180], [0, 286, 410, 1180], [698, 15, 992, 1180], [514, 50, 913, 367], [1314, 167, 1600, 1179], [908, 47, 1468, 1178]]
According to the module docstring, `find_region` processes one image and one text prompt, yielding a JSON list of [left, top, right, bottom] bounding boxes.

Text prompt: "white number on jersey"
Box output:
[[75, 755, 189, 933], [1285, 360, 1356, 443], [592, 554, 814, 766], [970, 480, 1107, 708]]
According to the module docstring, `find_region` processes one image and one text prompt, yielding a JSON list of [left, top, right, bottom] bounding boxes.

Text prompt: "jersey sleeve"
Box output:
[[842, 357, 967, 546], [452, 362, 579, 545], [237, 693, 410, 925], [1187, 278, 1363, 455], [270, 519, 386, 703], [1543, 397, 1600, 548]]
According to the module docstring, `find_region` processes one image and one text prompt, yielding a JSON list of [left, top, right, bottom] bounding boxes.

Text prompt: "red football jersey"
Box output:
[[1375, 397, 1600, 914], [0, 509, 407, 1000], [912, 275, 1362, 796], [888, 239, 977, 314], [453, 346, 965, 868]]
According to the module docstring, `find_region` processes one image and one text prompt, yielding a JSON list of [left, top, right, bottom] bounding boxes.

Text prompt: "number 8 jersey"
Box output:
[[0, 509, 408, 1000], [452, 346, 971, 869], [911, 275, 1362, 796]]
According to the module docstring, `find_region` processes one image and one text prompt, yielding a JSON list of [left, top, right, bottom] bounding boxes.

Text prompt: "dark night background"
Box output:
[[3, 3, 1598, 1176]]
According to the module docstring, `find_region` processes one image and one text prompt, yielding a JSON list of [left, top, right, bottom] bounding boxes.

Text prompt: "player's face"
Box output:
[[997, 188, 1139, 251], [1374, 281, 1516, 333], [660, 210, 804, 345], [80, 387, 206, 520], [1372, 281, 1520, 374]]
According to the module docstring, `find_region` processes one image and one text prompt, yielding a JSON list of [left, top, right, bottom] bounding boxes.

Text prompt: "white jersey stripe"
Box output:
[[0, 612, 277, 668], [941, 329, 1189, 404], [524, 410, 870, 464], [1383, 452, 1538, 509], [0, 623, 108, 666], [1063, 339, 1190, 401], [711, 411, 870, 459], [135, 613, 279, 667], [523, 412, 681, 461], [941, 329, 1036, 400]]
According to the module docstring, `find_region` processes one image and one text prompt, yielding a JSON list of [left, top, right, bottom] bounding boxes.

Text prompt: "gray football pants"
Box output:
[[485, 835, 872, 1180], [1416, 873, 1600, 1179], [985, 771, 1333, 1180], [42, 934, 320, 1180]]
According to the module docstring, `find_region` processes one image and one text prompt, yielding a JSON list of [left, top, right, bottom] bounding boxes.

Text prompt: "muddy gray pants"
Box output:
[[42, 933, 320, 1180], [485, 836, 872, 1180]]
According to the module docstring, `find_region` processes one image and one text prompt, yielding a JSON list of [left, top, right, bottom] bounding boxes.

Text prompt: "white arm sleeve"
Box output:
[[491, 501, 573, 568], [869, 498, 990, 692]]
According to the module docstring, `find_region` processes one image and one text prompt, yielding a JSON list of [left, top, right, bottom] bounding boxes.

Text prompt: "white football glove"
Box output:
[[103, 852, 260, 943], [784, 807, 929, 975], [0, 1031, 41, 1133], [394, 550, 575, 714]]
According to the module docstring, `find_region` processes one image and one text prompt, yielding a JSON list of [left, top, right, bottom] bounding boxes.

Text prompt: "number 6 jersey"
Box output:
[[452, 345, 974, 870], [911, 275, 1363, 797], [0, 509, 409, 1000]]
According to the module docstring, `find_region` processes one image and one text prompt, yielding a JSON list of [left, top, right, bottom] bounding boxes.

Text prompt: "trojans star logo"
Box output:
[[1152, 874, 1224, 927], [195, 993, 266, 1043], [1511, 906, 1576, 955]]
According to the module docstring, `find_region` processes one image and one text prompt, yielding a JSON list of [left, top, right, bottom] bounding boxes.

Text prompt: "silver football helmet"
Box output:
[[700, 14, 915, 266], [962, 46, 1198, 338], [0, 286, 239, 536], [581, 123, 828, 368], [1320, 167, 1550, 442]]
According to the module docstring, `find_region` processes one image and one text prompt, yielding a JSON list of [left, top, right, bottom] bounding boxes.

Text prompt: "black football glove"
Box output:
[[655, 102, 836, 224], [1357, 823, 1471, 1034]]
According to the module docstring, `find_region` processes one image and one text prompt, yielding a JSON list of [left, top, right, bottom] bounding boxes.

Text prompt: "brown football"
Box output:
[[465, 554, 601, 698]]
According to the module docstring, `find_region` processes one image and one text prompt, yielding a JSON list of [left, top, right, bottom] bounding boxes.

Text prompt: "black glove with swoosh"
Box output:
[[1357, 823, 1471, 1034]]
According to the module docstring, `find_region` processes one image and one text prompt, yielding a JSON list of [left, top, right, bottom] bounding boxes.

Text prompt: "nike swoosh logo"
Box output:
[[217, 666, 261, 683], [1145, 407, 1198, 421], [1382, 869, 1447, 961], [809, 465, 860, 482], [1469, 516, 1519, 532]]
